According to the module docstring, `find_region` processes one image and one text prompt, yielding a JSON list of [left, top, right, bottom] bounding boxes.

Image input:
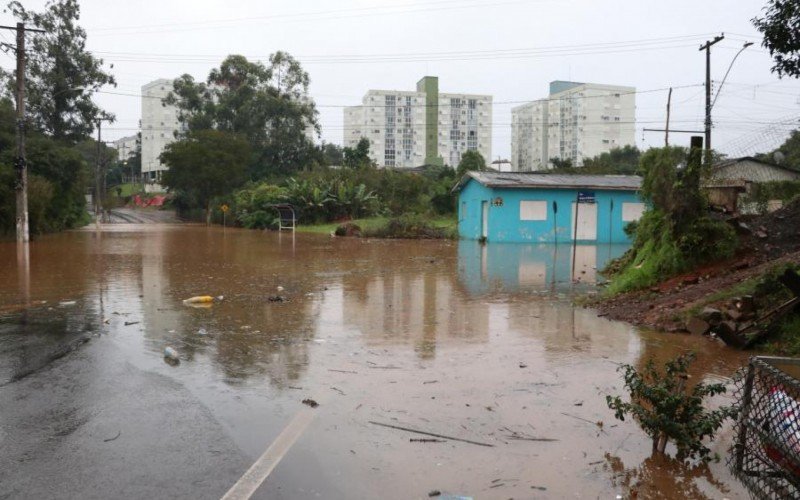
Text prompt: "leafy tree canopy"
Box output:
[[757, 129, 800, 171], [753, 0, 800, 78], [456, 150, 487, 177], [3, 0, 115, 142], [343, 137, 372, 169], [161, 130, 251, 224], [165, 53, 318, 180]]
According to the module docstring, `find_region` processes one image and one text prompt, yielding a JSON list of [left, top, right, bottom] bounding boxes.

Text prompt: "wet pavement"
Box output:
[[0, 224, 751, 499]]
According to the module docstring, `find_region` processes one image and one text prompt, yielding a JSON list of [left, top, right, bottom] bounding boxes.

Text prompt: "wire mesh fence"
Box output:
[[729, 356, 800, 499]]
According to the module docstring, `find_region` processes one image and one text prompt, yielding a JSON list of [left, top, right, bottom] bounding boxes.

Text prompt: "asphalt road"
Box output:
[[0, 335, 251, 500]]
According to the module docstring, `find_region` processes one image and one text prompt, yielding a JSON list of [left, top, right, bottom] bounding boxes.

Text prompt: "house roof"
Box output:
[[712, 156, 799, 174], [452, 171, 642, 192]]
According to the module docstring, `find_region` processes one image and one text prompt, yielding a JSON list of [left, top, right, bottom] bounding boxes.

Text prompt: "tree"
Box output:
[[758, 129, 800, 171], [343, 137, 372, 169], [456, 150, 487, 177], [165, 53, 318, 180], [319, 142, 344, 167], [753, 1, 800, 78], [161, 130, 250, 224], [606, 353, 736, 461], [549, 157, 573, 170], [3, 0, 116, 142], [581, 145, 641, 174]]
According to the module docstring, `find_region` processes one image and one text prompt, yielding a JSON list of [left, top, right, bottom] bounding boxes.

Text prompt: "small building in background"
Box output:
[[453, 171, 643, 243], [706, 157, 800, 213]]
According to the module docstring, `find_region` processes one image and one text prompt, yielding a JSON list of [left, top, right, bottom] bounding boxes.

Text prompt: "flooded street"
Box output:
[[0, 224, 750, 499]]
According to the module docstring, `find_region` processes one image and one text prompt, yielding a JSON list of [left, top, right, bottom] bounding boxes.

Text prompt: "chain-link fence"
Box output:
[[729, 356, 800, 499]]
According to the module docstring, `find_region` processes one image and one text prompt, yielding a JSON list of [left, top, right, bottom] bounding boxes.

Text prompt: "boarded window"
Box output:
[[520, 200, 547, 221], [622, 202, 645, 222]]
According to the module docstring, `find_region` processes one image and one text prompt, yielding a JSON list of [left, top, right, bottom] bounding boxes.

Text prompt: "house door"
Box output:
[[481, 201, 489, 239], [571, 202, 598, 241]]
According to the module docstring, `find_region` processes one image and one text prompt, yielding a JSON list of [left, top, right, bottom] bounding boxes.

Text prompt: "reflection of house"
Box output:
[[341, 272, 490, 354], [457, 240, 629, 293], [706, 157, 800, 213], [453, 171, 643, 243]]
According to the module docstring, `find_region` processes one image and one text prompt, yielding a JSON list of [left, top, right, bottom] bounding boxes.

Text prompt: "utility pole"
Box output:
[[700, 34, 724, 164], [665, 87, 672, 147], [94, 118, 112, 225], [0, 23, 44, 242]]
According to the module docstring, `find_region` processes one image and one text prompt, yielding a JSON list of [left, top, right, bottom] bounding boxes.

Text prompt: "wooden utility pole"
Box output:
[[14, 22, 27, 242], [665, 87, 672, 147], [94, 118, 112, 225], [700, 34, 724, 164], [0, 23, 44, 242]]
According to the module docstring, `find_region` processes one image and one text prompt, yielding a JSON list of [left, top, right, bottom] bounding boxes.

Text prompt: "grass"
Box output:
[[297, 215, 456, 235], [107, 183, 145, 197], [762, 315, 800, 356]]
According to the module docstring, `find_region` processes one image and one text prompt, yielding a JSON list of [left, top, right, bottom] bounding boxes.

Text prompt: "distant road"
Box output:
[[106, 207, 179, 224]]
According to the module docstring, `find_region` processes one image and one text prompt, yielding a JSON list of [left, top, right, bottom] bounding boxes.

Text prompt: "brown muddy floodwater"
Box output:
[[0, 224, 752, 499]]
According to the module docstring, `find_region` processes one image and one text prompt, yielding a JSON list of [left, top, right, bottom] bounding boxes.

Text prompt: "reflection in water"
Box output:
[[0, 226, 752, 498], [457, 240, 629, 294], [605, 453, 731, 499]]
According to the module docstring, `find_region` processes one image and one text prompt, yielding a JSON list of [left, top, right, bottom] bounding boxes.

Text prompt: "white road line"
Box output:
[[221, 408, 316, 500]]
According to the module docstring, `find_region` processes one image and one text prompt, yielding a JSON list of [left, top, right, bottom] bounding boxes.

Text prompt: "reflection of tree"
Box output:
[[138, 228, 322, 387], [604, 453, 730, 499]]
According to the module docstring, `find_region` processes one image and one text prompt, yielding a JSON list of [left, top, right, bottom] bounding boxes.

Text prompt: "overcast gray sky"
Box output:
[[3, 0, 799, 160]]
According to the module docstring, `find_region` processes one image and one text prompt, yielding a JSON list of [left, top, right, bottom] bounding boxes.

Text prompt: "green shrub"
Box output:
[[362, 213, 453, 239], [604, 147, 738, 293], [607, 352, 736, 462]]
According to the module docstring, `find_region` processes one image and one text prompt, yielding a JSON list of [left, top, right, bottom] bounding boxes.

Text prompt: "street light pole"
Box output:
[[711, 41, 754, 111], [700, 34, 724, 164]]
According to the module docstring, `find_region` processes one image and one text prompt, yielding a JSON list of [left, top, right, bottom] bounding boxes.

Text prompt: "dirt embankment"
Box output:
[[595, 199, 800, 333]]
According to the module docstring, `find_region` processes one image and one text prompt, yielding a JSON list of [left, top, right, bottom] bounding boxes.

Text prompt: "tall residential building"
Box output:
[[141, 79, 182, 186], [113, 135, 138, 162], [511, 81, 635, 171], [344, 76, 492, 168]]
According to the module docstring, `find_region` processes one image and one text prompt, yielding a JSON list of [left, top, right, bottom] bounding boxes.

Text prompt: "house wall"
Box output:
[[457, 179, 643, 243]]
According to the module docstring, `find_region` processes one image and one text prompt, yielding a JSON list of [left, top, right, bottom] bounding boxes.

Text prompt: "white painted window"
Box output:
[[622, 202, 646, 222], [520, 200, 548, 221]]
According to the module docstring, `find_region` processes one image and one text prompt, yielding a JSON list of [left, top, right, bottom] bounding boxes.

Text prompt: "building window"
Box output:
[[520, 200, 548, 221], [622, 202, 646, 222]]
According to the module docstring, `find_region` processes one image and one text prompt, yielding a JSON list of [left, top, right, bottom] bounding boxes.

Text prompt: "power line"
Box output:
[[96, 83, 704, 108]]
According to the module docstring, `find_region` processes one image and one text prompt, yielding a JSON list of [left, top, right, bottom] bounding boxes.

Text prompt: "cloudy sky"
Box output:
[[3, 0, 799, 159]]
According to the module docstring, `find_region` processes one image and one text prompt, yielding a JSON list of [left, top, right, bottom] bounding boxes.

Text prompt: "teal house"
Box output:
[[453, 172, 644, 243]]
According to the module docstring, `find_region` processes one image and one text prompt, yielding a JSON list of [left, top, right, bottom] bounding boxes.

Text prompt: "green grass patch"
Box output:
[[298, 215, 456, 236], [762, 315, 800, 356]]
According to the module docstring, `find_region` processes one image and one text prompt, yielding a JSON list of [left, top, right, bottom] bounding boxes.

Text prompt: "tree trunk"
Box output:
[[657, 433, 668, 453], [206, 202, 211, 226]]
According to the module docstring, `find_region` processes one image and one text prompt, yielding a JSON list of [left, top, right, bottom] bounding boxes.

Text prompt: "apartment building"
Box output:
[[511, 81, 635, 171], [141, 79, 182, 187], [344, 76, 492, 168], [113, 135, 138, 162]]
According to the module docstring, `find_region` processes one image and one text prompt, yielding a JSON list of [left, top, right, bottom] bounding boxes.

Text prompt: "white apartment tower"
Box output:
[[141, 79, 182, 186], [344, 76, 492, 168], [511, 81, 635, 171]]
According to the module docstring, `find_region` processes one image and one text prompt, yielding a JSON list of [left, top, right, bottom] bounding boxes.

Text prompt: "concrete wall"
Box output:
[[457, 179, 643, 243]]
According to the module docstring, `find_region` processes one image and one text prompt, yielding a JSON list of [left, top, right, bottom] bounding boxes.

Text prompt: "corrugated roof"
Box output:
[[454, 171, 642, 192]]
